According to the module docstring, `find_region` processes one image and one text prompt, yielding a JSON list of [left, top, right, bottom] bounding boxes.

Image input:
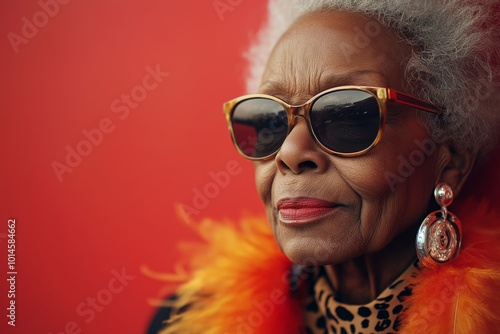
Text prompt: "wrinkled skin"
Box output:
[[254, 11, 474, 303]]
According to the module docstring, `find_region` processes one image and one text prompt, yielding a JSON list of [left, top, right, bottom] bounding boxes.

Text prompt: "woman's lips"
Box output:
[[277, 197, 339, 224]]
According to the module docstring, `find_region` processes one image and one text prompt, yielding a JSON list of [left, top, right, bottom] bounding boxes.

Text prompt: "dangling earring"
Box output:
[[416, 183, 462, 268]]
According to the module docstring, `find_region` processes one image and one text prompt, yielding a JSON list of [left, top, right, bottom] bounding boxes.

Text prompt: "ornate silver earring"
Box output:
[[416, 183, 462, 268]]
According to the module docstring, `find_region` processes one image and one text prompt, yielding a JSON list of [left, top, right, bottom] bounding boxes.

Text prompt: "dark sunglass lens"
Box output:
[[231, 98, 288, 158], [311, 90, 381, 153]]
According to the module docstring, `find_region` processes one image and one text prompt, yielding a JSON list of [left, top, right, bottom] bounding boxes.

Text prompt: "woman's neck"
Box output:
[[325, 224, 418, 304]]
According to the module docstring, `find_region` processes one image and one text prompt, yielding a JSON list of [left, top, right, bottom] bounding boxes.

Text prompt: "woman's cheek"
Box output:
[[253, 161, 276, 204]]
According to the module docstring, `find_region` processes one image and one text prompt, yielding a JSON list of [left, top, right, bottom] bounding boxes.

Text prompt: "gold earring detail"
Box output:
[[416, 183, 462, 268]]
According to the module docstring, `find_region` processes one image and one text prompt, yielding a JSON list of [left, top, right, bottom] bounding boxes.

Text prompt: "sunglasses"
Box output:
[[223, 86, 441, 160]]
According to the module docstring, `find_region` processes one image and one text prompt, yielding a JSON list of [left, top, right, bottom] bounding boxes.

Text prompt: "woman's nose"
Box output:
[[275, 118, 330, 175]]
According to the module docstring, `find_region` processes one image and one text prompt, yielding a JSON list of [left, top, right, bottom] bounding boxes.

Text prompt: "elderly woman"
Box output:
[[149, 0, 500, 333]]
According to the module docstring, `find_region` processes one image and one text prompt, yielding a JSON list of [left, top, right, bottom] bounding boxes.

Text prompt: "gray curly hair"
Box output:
[[245, 0, 500, 157]]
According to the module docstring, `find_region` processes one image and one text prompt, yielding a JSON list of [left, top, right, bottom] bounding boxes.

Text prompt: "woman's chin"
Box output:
[[270, 215, 362, 266], [278, 236, 359, 267]]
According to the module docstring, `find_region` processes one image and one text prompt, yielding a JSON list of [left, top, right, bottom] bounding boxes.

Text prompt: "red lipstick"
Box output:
[[277, 197, 338, 224]]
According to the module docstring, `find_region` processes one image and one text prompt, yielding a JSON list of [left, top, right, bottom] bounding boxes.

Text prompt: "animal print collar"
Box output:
[[303, 260, 420, 333]]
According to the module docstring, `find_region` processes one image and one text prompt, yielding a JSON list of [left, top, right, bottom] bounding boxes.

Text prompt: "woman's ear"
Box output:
[[435, 142, 476, 196]]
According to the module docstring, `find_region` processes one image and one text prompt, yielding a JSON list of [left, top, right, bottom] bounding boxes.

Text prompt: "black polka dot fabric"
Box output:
[[303, 260, 419, 334]]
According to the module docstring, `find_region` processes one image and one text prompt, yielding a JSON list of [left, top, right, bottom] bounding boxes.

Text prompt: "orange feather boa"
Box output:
[[158, 217, 303, 334]]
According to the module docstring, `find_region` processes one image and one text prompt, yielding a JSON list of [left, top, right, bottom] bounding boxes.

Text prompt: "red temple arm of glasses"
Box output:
[[388, 89, 441, 114]]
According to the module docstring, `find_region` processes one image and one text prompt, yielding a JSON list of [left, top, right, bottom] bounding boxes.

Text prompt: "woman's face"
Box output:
[[254, 11, 446, 265]]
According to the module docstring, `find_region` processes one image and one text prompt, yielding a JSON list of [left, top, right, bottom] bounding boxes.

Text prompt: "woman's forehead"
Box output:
[[259, 11, 412, 97]]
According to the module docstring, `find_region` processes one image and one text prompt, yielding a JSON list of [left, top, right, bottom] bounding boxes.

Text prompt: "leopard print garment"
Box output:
[[302, 260, 419, 334]]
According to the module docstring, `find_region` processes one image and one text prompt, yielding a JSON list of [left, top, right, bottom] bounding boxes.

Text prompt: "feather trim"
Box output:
[[158, 216, 303, 334]]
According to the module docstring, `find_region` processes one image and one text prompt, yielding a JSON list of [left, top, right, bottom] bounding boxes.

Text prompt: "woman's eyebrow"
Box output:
[[259, 70, 389, 95], [319, 70, 389, 89]]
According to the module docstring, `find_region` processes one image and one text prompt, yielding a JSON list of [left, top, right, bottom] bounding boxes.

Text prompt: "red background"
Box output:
[[0, 1, 268, 333], [1, 1, 499, 334]]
